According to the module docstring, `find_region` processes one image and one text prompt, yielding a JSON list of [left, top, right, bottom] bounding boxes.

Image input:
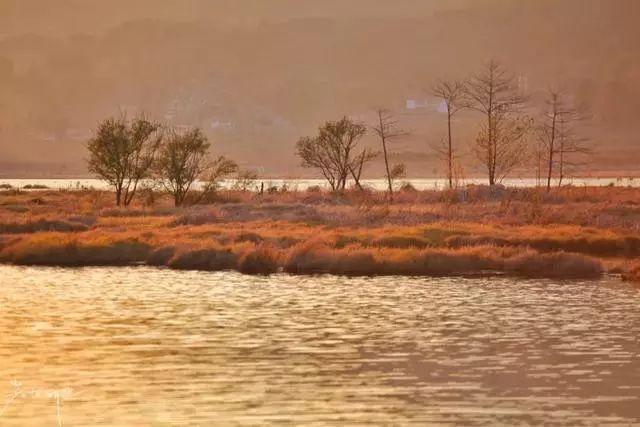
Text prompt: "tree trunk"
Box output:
[[124, 180, 139, 206], [487, 82, 494, 186], [379, 129, 393, 201], [447, 109, 453, 189], [546, 113, 557, 192], [349, 151, 367, 191], [558, 136, 565, 188]]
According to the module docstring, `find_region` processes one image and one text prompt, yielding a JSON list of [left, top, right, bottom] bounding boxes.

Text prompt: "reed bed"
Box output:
[[0, 186, 638, 279]]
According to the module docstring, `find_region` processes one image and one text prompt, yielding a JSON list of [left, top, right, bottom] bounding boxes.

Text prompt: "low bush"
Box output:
[[0, 219, 89, 234], [238, 245, 280, 275], [622, 261, 640, 282], [284, 242, 602, 278], [170, 208, 221, 226], [1, 235, 150, 266], [168, 247, 237, 271], [22, 184, 49, 190]]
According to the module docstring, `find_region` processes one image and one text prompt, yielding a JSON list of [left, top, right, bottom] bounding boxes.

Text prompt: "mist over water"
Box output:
[[0, 266, 639, 425], [2, 177, 640, 192]]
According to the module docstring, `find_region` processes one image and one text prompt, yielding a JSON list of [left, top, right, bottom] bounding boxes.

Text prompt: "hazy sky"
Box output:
[[0, 0, 638, 176], [0, 1, 489, 36]]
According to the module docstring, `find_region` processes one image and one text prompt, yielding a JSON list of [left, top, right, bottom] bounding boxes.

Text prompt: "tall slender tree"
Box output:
[[537, 88, 591, 189], [556, 105, 592, 187], [372, 109, 407, 200], [432, 80, 467, 188], [538, 89, 564, 191], [466, 60, 527, 185]]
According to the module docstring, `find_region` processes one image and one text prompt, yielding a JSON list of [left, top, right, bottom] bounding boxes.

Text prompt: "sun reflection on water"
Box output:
[[0, 266, 639, 425]]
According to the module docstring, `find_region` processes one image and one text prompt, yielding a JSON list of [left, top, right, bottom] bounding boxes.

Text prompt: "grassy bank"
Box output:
[[1, 185, 639, 279]]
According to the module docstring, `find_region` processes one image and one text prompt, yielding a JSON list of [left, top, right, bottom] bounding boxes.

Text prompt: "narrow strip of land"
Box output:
[[1, 186, 640, 280]]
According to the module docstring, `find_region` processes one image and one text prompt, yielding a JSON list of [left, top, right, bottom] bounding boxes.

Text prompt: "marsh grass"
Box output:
[[0, 186, 637, 278], [1, 233, 151, 266], [0, 218, 90, 234]]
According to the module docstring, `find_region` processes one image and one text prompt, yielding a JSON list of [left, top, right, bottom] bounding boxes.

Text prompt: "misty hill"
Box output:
[[0, 0, 639, 177]]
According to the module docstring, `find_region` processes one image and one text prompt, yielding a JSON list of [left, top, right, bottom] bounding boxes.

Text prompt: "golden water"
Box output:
[[0, 266, 638, 426]]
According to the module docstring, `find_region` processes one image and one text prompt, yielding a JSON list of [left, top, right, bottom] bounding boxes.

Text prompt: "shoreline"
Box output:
[[0, 242, 606, 280]]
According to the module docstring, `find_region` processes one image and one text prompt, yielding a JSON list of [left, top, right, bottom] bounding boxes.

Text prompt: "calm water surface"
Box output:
[[0, 266, 639, 426]]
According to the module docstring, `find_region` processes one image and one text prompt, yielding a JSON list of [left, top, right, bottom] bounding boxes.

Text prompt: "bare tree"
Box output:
[[233, 169, 259, 191], [466, 60, 528, 185], [473, 114, 532, 185], [296, 136, 339, 190], [539, 90, 561, 191], [372, 109, 407, 200], [432, 80, 467, 188], [349, 148, 379, 191], [556, 108, 592, 186], [537, 89, 592, 189], [296, 117, 369, 191], [155, 127, 211, 207], [202, 156, 239, 194], [87, 114, 162, 206]]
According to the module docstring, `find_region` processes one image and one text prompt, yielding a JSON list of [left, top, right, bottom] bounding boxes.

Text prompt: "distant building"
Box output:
[[210, 120, 233, 130], [406, 97, 447, 113], [406, 99, 427, 110]]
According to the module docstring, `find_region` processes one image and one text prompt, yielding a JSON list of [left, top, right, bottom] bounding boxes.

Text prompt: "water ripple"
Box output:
[[0, 266, 639, 425]]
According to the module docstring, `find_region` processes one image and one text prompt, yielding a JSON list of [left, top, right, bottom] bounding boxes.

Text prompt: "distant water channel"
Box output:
[[1, 177, 639, 191], [0, 266, 639, 426]]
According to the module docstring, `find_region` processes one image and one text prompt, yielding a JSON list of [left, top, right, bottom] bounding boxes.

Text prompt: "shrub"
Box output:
[[283, 241, 377, 276], [101, 208, 174, 218], [168, 247, 237, 271], [372, 235, 431, 249], [504, 250, 603, 278], [399, 182, 417, 192], [238, 245, 279, 275], [283, 243, 602, 279], [622, 261, 640, 282], [0, 219, 89, 234], [2, 205, 29, 213], [234, 232, 264, 244], [2, 236, 150, 266], [170, 208, 221, 226]]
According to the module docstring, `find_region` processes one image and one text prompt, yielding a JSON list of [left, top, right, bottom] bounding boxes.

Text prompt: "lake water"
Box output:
[[1, 176, 639, 191], [0, 266, 639, 426]]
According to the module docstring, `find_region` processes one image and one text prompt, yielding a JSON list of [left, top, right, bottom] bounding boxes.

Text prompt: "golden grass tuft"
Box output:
[[283, 243, 603, 279], [167, 246, 238, 271], [622, 260, 640, 282], [237, 245, 280, 275], [1, 233, 150, 266], [170, 208, 221, 226], [502, 250, 604, 278], [0, 218, 90, 234]]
